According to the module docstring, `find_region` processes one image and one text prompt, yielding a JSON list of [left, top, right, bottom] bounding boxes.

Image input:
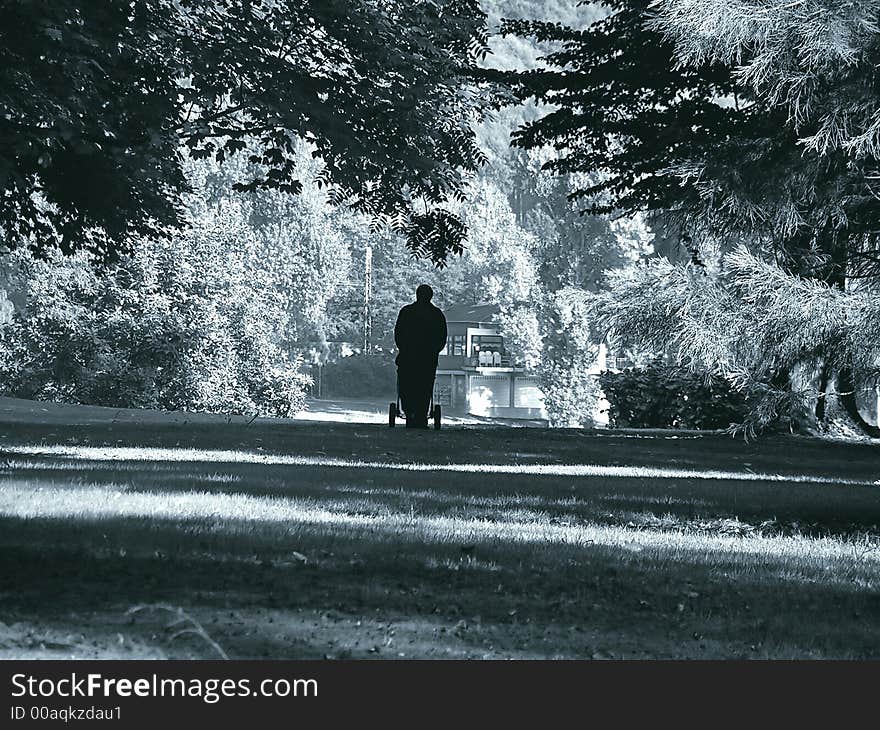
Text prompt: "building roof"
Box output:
[[442, 302, 499, 324]]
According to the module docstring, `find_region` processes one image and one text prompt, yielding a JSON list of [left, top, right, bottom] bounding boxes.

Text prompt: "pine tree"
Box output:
[[500, 0, 880, 434]]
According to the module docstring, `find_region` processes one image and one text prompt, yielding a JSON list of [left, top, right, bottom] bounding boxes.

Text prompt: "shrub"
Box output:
[[0, 225, 311, 417], [538, 289, 600, 428], [0, 288, 12, 327], [598, 360, 749, 430], [541, 361, 599, 427]]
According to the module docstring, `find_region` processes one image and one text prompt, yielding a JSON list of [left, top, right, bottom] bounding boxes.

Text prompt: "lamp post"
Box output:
[[363, 245, 372, 354]]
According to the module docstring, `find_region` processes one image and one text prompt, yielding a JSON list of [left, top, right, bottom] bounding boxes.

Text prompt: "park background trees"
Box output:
[[0, 0, 734, 427], [4, 0, 878, 435], [0, 0, 493, 415]]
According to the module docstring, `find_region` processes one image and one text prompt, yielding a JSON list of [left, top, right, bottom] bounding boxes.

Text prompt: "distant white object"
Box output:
[[587, 342, 608, 375], [491, 351, 501, 366], [0, 289, 13, 328], [467, 386, 493, 417], [478, 350, 490, 366]]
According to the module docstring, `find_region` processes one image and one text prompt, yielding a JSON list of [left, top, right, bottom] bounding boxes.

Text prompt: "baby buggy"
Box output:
[[388, 375, 441, 429]]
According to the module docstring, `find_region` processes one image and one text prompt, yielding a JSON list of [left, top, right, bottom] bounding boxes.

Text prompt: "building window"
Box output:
[[443, 334, 466, 357]]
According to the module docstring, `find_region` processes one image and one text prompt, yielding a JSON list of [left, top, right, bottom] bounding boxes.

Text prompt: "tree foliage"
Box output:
[[185, 141, 352, 357], [536, 288, 600, 427], [589, 248, 880, 434], [652, 0, 880, 158], [648, 0, 880, 279], [440, 169, 651, 426], [498, 2, 736, 219], [0, 0, 185, 252], [499, 1, 880, 281], [496, 0, 880, 435], [0, 0, 491, 263], [0, 202, 311, 417]]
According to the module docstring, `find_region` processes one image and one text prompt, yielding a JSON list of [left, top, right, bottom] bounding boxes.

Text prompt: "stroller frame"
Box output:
[[389, 373, 441, 429]]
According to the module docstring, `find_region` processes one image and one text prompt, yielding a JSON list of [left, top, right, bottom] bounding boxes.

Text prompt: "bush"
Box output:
[[320, 354, 397, 398], [0, 226, 311, 417], [598, 360, 749, 430], [541, 362, 599, 427]]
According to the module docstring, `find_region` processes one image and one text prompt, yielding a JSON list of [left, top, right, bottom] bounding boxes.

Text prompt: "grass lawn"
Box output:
[[1, 398, 879, 659]]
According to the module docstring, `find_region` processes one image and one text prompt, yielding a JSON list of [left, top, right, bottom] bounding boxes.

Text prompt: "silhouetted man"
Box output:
[[394, 284, 447, 428]]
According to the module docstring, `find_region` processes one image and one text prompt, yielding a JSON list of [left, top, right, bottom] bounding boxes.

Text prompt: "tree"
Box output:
[[0, 213, 312, 416], [0, 0, 491, 262], [652, 0, 880, 434], [589, 247, 880, 436], [497, 2, 737, 237], [445, 172, 647, 427], [646, 0, 880, 280], [498, 0, 880, 278], [500, 0, 880, 434], [184, 140, 353, 359], [0, 0, 185, 253]]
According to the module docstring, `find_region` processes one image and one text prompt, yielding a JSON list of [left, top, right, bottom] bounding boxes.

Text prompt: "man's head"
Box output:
[[416, 284, 433, 304]]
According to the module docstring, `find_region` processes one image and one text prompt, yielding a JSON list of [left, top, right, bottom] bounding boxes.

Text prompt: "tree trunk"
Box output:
[[836, 366, 880, 438], [815, 359, 831, 423], [808, 226, 879, 437]]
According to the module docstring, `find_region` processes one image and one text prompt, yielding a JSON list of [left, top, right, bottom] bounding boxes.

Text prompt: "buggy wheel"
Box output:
[[389, 402, 397, 427], [433, 404, 441, 430]]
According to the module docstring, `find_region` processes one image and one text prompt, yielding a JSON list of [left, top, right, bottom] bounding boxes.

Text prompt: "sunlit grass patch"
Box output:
[[6, 443, 879, 488], [1, 480, 877, 590]]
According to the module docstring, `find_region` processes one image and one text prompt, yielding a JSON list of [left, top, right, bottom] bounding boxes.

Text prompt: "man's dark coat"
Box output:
[[394, 301, 447, 426]]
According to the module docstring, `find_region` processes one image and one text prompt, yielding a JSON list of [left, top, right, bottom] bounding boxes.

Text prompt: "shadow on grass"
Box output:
[[0, 491, 879, 658], [2, 427, 880, 659], [4, 417, 880, 475]]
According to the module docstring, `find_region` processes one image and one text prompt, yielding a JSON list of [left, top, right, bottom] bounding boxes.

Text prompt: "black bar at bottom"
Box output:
[[0, 660, 873, 726]]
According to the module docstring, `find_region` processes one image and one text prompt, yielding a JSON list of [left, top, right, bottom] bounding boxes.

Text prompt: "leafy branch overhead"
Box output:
[[0, 0, 492, 263]]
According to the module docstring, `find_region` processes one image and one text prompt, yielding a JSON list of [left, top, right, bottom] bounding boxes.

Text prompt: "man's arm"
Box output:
[[394, 307, 407, 351], [435, 312, 448, 354]]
